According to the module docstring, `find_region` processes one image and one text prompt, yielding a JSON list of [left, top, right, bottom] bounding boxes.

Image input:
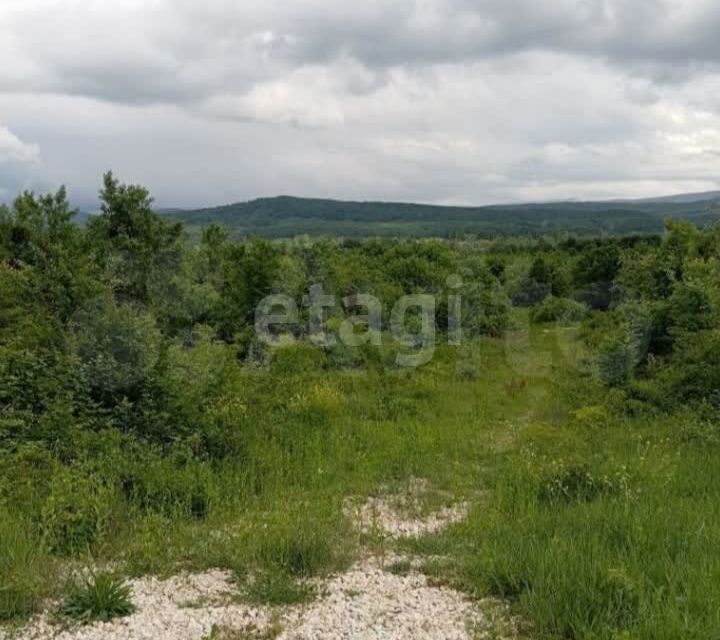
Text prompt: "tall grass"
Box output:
[[3, 329, 720, 638], [0, 513, 54, 621]]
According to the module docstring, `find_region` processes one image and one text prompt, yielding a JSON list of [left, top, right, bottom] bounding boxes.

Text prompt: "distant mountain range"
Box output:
[[614, 190, 720, 204], [155, 190, 720, 238]]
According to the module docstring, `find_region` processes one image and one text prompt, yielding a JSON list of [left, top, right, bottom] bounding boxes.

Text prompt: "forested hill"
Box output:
[[160, 193, 720, 238]]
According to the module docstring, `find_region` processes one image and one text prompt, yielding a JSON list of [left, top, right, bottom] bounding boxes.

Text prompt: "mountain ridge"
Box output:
[[159, 191, 720, 238]]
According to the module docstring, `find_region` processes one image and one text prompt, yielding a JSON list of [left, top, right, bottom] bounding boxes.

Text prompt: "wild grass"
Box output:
[[385, 559, 412, 576], [3, 327, 720, 638], [60, 572, 134, 623], [0, 515, 55, 621]]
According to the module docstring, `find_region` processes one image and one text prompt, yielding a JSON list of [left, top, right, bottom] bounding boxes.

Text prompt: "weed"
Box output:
[[385, 559, 412, 576], [60, 572, 134, 623], [538, 463, 631, 504], [40, 469, 115, 556], [0, 514, 52, 621], [238, 570, 315, 606]]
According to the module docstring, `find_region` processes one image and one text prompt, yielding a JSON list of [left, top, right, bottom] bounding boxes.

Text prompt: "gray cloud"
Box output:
[[4, 1, 720, 105], [1, 0, 719, 207]]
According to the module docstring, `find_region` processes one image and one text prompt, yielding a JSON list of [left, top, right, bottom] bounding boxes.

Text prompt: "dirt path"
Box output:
[[3, 480, 518, 640]]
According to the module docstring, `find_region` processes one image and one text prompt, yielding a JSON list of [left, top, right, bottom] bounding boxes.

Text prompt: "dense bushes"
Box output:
[[2, 176, 714, 459], [586, 223, 720, 406], [0, 175, 523, 454]]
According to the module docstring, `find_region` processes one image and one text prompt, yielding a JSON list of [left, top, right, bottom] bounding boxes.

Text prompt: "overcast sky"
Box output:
[[1, 0, 720, 209]]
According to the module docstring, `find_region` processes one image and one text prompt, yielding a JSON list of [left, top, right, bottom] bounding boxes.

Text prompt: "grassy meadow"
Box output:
[[4, 322, 720, 638]]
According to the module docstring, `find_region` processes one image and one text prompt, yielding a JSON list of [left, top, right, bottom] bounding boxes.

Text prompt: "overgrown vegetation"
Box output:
[[2, 174, 720, 638]]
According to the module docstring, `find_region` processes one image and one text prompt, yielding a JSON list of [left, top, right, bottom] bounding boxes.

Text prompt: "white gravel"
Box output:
[[2, 482, 513, 640], [0, 571, 270, 640], [346, 477, 469, 538], [278, 555, 486, 640]]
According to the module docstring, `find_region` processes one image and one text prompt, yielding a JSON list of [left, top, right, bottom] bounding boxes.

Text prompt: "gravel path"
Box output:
[[1, 571, 270, 640], [345, 477, 469, 538], [2, 481, 514, 640], [277, 555, 485, 640]]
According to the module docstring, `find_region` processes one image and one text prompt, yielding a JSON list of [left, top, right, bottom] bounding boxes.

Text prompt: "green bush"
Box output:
[[598, 341, 633, 388], [72, 298, 162, 406], [462, 281, 512, 337], [530, 296, 588, 323]]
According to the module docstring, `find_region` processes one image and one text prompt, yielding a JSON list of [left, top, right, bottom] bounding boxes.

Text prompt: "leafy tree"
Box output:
[[216, 239, 281, 342], [72, 297, 163, 410], [0, 188, 99, 321], [87, 172, 183, 303], [573, 242, 622, 310]]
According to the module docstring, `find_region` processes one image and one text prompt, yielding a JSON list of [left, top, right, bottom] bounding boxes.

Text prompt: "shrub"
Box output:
[[665, 285, 713, 335], [72, 298, 162, 406], [60, 572, 134, 623], [598, 341, 633, 387], [658, 330, 720, 402], [530, 296, 588, 323], [510, 277, 551, 307], [462, 281, 512, 337]]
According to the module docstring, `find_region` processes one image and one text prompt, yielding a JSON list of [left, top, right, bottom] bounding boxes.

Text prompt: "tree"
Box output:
[[87, 172, 183, 303], [0, 187, 99, 321], [216, 239, 281, 342]]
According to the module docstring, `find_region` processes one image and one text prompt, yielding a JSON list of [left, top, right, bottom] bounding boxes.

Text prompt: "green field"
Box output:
[[3, 175, 720, 638]]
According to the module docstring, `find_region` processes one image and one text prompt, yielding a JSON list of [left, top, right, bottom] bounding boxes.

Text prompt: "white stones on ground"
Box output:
[[3, 571, 270, 640], [3, 480, 485, 640], [346, 477, 469, 538], [278, 556, 485, 640]]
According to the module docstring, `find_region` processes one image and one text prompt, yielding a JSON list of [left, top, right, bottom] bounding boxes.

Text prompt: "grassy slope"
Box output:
[[3, 323, 720, 638]]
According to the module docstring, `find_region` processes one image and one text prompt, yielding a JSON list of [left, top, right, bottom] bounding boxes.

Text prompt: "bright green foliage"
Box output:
[[216, 239, 281, 342], [87, 172, 183, 304], [602, 222, 720, 403]]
